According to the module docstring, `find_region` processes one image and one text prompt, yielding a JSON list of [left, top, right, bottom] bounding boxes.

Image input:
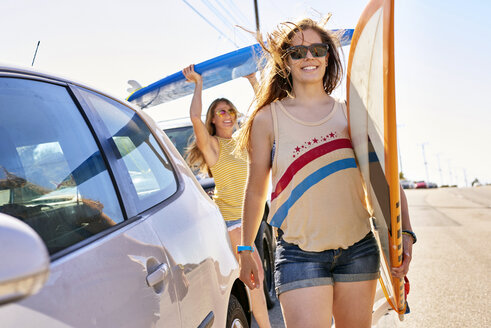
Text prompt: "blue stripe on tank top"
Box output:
[[269, 158, 358, 228]]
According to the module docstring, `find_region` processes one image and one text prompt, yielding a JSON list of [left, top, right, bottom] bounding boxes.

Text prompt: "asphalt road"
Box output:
[[252, 186, 491, 328]]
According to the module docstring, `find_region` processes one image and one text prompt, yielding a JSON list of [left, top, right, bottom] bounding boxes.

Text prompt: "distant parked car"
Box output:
[[427, 182, 438, 188], [400, 179, 416, 189], [414, 181, 428, 189], [159, 117, 277, 309], [0, 65, 251, 328]]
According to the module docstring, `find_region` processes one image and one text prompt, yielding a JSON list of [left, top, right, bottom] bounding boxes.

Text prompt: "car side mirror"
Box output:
[[0, 213, 50, 306]]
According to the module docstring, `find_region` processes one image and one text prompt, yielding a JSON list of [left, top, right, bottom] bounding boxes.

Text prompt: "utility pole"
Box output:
[[462, 168, 468, 187], [421, 143, 430, 183], [436, 154, 444, 186], [253, 0, 260, 32], [397, 124, 405, 177], [448, 159, 454, 186]]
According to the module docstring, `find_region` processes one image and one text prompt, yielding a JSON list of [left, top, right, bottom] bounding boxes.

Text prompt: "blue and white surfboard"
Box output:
[[127, 29, 353, 109]]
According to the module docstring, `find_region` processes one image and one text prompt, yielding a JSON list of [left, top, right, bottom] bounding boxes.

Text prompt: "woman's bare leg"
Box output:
[[279, 285, 333, 328], [332, 280, 377, 328], [229, 227, 271, 328]]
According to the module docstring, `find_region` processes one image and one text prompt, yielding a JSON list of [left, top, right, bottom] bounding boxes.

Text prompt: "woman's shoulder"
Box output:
[[331, 97, 348, 118], [253, 104, 273, 127], [207, 135, 221, 154]]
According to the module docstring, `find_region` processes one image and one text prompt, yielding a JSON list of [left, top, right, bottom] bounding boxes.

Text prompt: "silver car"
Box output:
[[0, 65, 251, 327], [159, 117, 277, 310]]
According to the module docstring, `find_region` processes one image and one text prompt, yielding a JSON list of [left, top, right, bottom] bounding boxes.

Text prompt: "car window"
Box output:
[[163, 126, 195, 158], [78, 89, 177, 213], [0, 78, 124, 255]]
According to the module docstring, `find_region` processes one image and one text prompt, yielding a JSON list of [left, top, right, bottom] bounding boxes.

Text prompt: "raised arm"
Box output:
[[244, 72, 259, 95], [182, 64, 218, 165], [239, 106, 273, 290], [391, 186, 414, 278]]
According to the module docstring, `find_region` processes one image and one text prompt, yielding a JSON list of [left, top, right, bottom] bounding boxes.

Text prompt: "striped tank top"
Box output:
[[268, 99, 371, 251], [209, 136, 247, 220]]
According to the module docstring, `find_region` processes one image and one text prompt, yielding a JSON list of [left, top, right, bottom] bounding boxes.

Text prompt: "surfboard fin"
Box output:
[[127, 80, 142, 94]]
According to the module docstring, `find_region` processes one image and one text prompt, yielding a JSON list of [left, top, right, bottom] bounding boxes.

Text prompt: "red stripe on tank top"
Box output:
[[271, 138, 353, 201]]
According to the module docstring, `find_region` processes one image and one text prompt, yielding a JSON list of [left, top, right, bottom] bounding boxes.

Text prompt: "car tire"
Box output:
[[226, 294, 249, 328], [255, 220, 276, 309]]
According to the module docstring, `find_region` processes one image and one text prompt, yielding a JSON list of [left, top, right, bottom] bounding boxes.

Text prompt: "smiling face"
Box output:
[[210, 100, 237, 133], [204, 98, 239, 136], [287, 29, 329, 86]]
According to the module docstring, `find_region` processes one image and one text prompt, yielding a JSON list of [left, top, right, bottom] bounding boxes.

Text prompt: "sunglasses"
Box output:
[[216, 108, 236, 118], [285, 43, 329, 60]]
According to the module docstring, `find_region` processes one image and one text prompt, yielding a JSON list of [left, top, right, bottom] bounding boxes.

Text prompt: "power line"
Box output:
[[200, 0, 249, 44], [181, 0, 239, 47], [220, 0, 249, 27], [202, 0, 238, 32], [213, 0, 253, 43], [209, 0, 247, 27]]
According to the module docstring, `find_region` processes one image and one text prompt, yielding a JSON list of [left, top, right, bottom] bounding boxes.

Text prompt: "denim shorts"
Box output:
[[225, 218, 242, 231], [275, 231, 380, 296]]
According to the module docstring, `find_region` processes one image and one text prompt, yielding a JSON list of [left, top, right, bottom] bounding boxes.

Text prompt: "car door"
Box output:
[[0, 76, 181, 327], [74, 87, 238, 327]]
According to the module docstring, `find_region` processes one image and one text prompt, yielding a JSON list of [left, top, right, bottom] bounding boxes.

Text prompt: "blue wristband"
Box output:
[[237, 245, 255, 253]]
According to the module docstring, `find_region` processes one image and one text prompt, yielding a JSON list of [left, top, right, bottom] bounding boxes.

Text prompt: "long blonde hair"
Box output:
[[236, 18, 344, 153], [185, 98, 238, 176]]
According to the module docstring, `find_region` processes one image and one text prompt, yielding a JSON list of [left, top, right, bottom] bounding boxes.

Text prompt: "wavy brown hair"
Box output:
[[235, 18, 344, 153], [185, 98, 238, 176]]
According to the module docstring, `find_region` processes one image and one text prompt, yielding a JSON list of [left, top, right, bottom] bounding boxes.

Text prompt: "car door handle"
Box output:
[[146, 263, 169, 287]]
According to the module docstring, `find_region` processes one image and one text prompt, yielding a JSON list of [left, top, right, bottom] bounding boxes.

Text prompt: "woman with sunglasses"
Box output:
[[182, 64, 272, 328], [235, 18, 414, 327]]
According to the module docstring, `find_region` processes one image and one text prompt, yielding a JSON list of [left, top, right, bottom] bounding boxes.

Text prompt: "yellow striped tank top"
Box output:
[[209, 136, 247, 220]]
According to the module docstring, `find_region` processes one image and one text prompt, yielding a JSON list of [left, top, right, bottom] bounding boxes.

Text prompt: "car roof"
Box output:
[[158, 113, 247, 131], [0, 63, 133, 109], [0, 63, 96, 89], [157, 117, 194, 130]]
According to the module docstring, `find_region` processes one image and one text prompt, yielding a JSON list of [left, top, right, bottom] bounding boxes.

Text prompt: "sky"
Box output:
[[1, 0, 490, 186]]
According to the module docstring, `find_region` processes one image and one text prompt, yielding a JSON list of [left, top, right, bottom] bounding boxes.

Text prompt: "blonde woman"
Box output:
[[182, 64, 271, 328], [235, 19, 414, 328]]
